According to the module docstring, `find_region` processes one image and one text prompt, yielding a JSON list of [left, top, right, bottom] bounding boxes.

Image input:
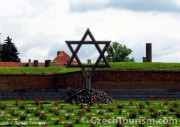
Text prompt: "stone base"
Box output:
[[65, 89, 114, 104]]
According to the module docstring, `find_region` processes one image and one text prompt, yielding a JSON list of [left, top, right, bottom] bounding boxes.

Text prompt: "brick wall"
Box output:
[[0, 72, 84, 90], [0, 71, 179, 90], [0, 62, 21, 67], [92, 71, 180, 89]]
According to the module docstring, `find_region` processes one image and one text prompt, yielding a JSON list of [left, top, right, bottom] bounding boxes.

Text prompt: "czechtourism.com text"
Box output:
[[81, 117, 178, 125]]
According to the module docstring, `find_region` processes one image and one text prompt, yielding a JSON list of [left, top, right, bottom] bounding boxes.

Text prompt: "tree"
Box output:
[[106, 42, 134, 62], [1, 36, 21, 62]]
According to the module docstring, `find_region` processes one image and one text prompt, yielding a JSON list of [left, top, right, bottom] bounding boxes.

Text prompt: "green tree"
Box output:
[[1, 36, 21, 62], [106, 42, 134, 62]]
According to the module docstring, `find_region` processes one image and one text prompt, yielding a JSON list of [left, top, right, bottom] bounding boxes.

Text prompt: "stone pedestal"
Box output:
[[34, 60, 38, 67], [45, 60, 51, 67], [28, 59, 32, 67], [146, 43, 152, 62], [87, 59, 91, 64], [143, 57, 147, 62]]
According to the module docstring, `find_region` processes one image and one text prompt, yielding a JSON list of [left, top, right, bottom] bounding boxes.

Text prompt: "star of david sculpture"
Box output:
[[66, 28, 111, 90]]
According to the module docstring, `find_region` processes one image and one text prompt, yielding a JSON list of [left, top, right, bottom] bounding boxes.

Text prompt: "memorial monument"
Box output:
[[65, 28, 114, 104]]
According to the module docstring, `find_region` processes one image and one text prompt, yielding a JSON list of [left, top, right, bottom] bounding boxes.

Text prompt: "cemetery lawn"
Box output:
[[0, 62, 180, 74], [0, 99, 179, 127]]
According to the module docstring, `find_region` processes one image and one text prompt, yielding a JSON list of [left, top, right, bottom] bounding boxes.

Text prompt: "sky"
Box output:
[[0, 0, 180, 62]]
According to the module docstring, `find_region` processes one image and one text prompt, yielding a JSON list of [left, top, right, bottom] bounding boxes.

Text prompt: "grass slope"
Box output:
[[0, 62, 180, 74], [108, 62, 180, 71], [0, 67, 80, 75]]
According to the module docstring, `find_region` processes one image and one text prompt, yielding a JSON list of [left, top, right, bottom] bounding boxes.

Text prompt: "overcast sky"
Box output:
[[0, 0, 180, 62]]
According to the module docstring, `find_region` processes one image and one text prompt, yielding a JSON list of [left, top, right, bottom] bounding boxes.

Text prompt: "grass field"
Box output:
[[0, 62, 180, 74], [0, 99, 179, 127]]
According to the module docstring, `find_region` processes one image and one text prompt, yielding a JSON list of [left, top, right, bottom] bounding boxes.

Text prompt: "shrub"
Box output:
[[139, 109, 145, 115], [90, 123, 96, 127], [77, 110, 85, 117], [117, 104, 124, 109], [20, 114, 27, 120], [59, 116, 63, 120], [139, 103, 145, 109], [129, 111, 137, 119], [60, 104, 65, 109], [99, 117, 105, 124], [9, 108, 19, 116], [169, 106, 175, 112], [98, 110, 104, 115], [145, 100, 150, 105], [172, 102, 179, 108], [74, 118, 81, 124], [161, 110, 167, 115], [105, 114, 111, 119], [148, 106, 155, 112], [34, 98, 42, 106], [116, 120, 123, 127], [163, 98, 171, 105], [107, 106, 114, 112], [65, 114, 73, 120], [54, 99, 61, 106], [48, 107, 59, 115], [150, 111, 160, 118], [26, 108, 34, 113], [129, 98, 133, 106], [67, 108, 74, 113], [176, 110, 180, 118], [15, 98, 21, 106], [54, 109, 60, 116], [40, 104, 44, 109], [118, 109, 122, 115], [48, 108, 56, 113], [98, 104, 103, 109], [19, 103, 26, 110], [17, 123, 23, 127], [79, 103, 86, 109], [40, 113, 47, 120], [0, 104, 7, 110], [165, 123, 171, 127], [64, 122, 74, 127], [34, 110, 41, 116], [86, 106, 91, 112], [138, 119, 146, 127], [54, 120, 59, 125], [87, 114, 93, 119]]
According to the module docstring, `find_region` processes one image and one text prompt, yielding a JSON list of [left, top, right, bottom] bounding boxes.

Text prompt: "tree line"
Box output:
[[106, 42, 134, 62], [0, 36, 20, 62], [0, 36, 134, 63]]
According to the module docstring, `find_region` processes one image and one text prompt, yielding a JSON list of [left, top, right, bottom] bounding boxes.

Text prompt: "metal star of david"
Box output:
[[66, 28, 111, 89]]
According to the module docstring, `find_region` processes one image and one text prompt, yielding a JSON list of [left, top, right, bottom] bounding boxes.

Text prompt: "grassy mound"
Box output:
[[0, 62, 180, 74]]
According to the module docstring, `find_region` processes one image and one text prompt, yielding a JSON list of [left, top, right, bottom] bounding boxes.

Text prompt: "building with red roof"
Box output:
[[53, 51, 76, 67]]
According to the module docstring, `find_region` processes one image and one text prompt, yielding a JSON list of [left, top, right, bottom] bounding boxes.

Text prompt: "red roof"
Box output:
[[53, 51, 76, 67]]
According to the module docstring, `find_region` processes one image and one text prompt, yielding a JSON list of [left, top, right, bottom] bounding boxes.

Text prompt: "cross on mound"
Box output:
[[66, 28, 111, 90]]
